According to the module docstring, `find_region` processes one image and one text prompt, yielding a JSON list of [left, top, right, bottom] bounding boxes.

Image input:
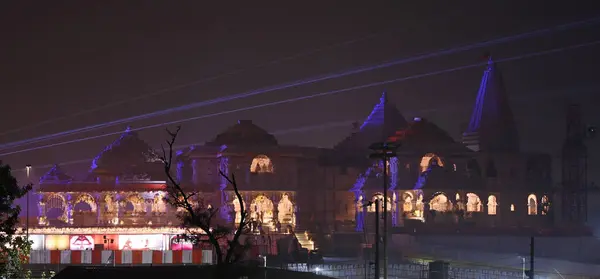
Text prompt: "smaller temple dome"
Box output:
[[90, 126, 161, 176], [205, 120, 278, 146], [387, 118, 472, 155], [39, 164, 72, 184]]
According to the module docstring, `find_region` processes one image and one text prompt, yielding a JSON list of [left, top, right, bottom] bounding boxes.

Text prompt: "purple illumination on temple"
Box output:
[[360, 92, 388, 130], [39, 164, 72, 184], [413, 163, 434, 190], [466, 57, 492, 133], [462, 56, 519, 152], [351, 167, 372, 232], [218, 144, 231, 221]]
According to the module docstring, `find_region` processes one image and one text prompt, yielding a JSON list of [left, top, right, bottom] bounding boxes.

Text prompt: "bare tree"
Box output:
[[160, 126, 250, 265]]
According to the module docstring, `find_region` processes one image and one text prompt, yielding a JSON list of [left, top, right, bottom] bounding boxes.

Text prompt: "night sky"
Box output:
[[2, 1, 600, 193]]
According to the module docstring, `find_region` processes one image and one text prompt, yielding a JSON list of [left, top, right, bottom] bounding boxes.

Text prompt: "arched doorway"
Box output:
[[368, 193, 392, 212], [250, 155, 274, 173], [430, 193, 451, 212], [466, 193, 483, 212], [487, 195, 498, 215], [250, 195, 275, 227], [45, 193, 67, 223], [232, 198, 244, 224], [528, 194, 538, 215], [420, 153, 444, 173], [277, 194, 295, 228]]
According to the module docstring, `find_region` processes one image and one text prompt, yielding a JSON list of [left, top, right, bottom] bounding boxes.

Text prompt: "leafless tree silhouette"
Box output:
[[161, 126, 250, 265]]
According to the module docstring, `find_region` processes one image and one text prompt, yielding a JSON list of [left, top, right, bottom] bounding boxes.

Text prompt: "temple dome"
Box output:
[[90, 127, 161, 176], [205, 120, 278, 146]]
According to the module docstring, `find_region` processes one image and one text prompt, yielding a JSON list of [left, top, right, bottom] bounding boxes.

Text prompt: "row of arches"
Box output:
[[403, 192, 550, 216], [358, 192, 551, 221], [231, 193, 295, 230], [42, 192, 169, 223]]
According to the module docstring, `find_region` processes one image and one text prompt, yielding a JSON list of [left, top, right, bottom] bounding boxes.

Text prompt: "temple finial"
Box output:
[[380, 91, 388, 104]]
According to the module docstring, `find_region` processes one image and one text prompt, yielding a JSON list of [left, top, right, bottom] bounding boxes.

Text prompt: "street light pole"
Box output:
[[374, 199, 380, 279], [25, 164, 32, 241], [369, 142, 399, 279]]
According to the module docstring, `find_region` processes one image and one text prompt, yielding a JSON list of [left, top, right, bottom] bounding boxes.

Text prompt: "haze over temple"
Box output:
[[21, 57, 593, 266]]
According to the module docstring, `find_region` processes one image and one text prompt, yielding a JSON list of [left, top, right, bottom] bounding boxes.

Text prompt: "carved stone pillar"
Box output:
[[65, 193, 73, 225], [115, 193, 122, 224], [354, 192, 365, 232], [218, 153, 230, 222], [37, 193, 46, 226], [94, 193, 102, 225], [191, 159, 200, 185], [392, 191, 398, 227], [272, 193, 279, 228]]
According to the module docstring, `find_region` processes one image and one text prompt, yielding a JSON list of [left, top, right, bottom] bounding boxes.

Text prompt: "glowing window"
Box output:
[[250, 155, 274, 173], [466, 193, 483, 212], [487, 195, 497, 215], [368, 193, 392, 213], [510, 204, 515, 212], [430, 193, 450, 212], [420, 153, 444, 173], [527, 194, 538, 215]]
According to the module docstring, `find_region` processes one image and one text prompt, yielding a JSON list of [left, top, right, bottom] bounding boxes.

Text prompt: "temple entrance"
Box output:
[[45, 194, 67, 224], [277, 194, 295, 229], [250, 195, 274, 230]]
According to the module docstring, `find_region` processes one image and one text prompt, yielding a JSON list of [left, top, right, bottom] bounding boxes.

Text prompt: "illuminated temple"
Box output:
[[26, 57, 559, 253]]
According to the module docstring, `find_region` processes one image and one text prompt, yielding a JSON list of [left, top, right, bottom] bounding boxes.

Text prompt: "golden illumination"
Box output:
[[250, 155, 274, 173], [45, 235, 69, 250], [16, 226, 206, 235], [510, 204, 515, 212], [420, 153, 444, 173], [487, 195, 498, 215], [430, 193, 450, 212], [466, 193, 483, 212], [527, 194, 538, 215], [402, 192, 414, 212], [368, 193, 392, 212]]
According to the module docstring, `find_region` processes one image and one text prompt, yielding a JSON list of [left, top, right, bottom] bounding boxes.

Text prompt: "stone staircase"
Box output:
[[295, 231, 315, 251]]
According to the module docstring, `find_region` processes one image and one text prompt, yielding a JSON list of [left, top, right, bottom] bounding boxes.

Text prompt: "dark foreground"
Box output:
[[52, 265, 336, 279]]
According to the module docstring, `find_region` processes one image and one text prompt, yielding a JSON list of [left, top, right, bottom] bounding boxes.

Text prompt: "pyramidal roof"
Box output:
[[90, 126, 161, 174], [387, 117, 472, 155], [462, 56, 519, 152], [334, 92, 408, 151], [39, 164, 72, 184]]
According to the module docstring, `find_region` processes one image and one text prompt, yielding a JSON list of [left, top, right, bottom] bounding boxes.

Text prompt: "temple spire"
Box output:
[[334, 91, 407, 151], [462, 56, 519, 152]]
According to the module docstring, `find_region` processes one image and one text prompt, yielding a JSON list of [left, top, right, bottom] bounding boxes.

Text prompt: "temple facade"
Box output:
[[31, 57, 559, 252]]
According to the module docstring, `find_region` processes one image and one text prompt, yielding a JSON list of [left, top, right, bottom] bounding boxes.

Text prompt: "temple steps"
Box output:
[[295, 231, 315, 251]]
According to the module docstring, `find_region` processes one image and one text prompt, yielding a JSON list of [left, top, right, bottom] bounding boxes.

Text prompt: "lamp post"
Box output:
[[25, 164, 32, 241], [369, 142, 399, 279]]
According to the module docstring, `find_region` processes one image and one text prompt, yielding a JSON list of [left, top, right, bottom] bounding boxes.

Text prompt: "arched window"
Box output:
[[466, 193, 483, 212], [250, 155, 274, 173], [402, 192, 414, 212], [430, 193, 450, 212], [528, 194, 538, 215], [487, 195, 498, 215], [420, 153, 444, 173], [368, 193, 392, 213], [540, 195, 550, 215]]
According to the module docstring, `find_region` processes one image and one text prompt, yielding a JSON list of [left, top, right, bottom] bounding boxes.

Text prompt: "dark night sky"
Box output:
[[2, 1, 600, 189]]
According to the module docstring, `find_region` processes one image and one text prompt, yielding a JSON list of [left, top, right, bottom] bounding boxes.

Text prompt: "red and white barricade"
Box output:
[[29, 250, 213, 265]]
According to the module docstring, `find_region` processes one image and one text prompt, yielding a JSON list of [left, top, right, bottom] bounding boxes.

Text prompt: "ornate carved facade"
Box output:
[[36, 58, 555, 242]]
